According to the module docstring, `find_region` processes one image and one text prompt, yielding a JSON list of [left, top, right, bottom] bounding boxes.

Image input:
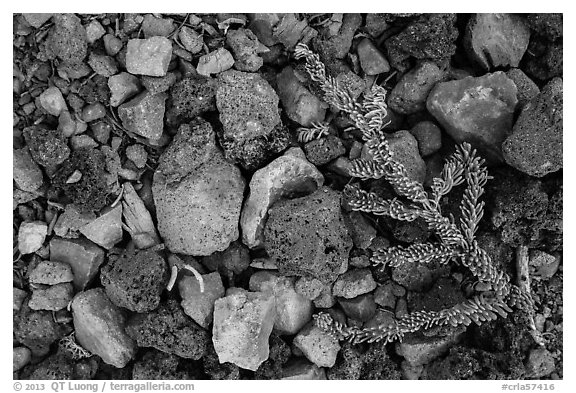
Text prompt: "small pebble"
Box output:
[[103, 34, 123, 56], [37, 87, 67, 116], [85, 20, 106, 44], [125, 144, 148, 169], [82, 103, 107, 123], [18, 221, 48, 255]]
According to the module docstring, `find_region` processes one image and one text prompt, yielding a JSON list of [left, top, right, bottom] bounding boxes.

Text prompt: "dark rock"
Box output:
[[364, 14, 391, 37], [392, 259, 450, 292], [26, 353, 74, 380], [264, 186, 352, 283], [23, 126, 70, 167], [426, 72, 518, 163], [87, 53, 118, 77], [357, 38, 390, 75], [525, 347, 555, 378], [126, 299, 209, 360], [78, 74, 110, 105], [386, 130, 427, 183], [101, 249, 169, 313], [410, 121, 442, 157], [272, 13, 317, 49], [361, 341, 403, 379], [13, 301, 66, 357], [506, 68, 540, 109], [396, 328, 464, 366], [326, 342, 362, 379], [524, 40, 563, 82], [167, 76, 217, 125], [118, 91, 167, 140], [388, 61, 445, 115], [50, 236, 105, 290], [51, 148, 109, 212], [464, 14, 531, 70], [201, 240, 251, 275], [45, 13, 87, 63], [227, 28, 265, 72], [344, 211, 377, 250], [527, 13, 563, 41], [254, 334, 291, 380], [338, 293, 377, 322], [313, 14, 362, 60], [276, 66, 327, 127], [72, 288, 137, 368], [202, 343, 241, 380], [407, 277, 466, 313], [385, 13, 458, 72], [141, 73, 177, 94], [304, 135, 346, 166], [132, 350, 190, 380], [282, 358, 326, 380], [502, 77, 562, 177]]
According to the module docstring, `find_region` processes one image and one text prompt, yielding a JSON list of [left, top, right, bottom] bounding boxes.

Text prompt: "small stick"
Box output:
[[516, 245, 545, 347]]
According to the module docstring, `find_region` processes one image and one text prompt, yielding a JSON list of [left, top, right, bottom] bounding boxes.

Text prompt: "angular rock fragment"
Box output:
[[212, 288, 276, 371], [197, 48, 235, 77], [332, 268, 377, 299], [37, 86, 67, 116], [179, 272, 225, 329], [29, 283, 74, 311], [118, 91, 167, 140], [18, 221, 47, 255], [13, 148, 43, 192], [79, 205, 123, 250], [293, 322, 341, 368], [29, 261, 74, 285], [126, 37, 173, 77], [122, 182, 161, 249], [71, 288, 137, 368], [49, 237, 105, 290], [240, 147, 323, 249], [357, 38, 390, 75], [108, 72, 142, 107], [281, 359, 327, 380]]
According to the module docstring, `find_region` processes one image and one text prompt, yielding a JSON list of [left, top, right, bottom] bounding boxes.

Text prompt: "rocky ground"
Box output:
[[13, 13, 562, 380]]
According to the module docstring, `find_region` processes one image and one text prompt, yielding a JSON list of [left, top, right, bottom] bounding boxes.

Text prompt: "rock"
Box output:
[[29, 261, 74, 285], [282, 358, 327, 380], [276, 66, 327, 127], [197, 48, 235, 77], [506, 68, 540, 109], [376, 130, 427, 183], [385, 14, 458, 72], [14, 301, 66, 356], [167, 76, 217, 123], [153, 151, 244, 255], [79, 205, 123, 249], [38, 86, 67, 116], [212, 288, 276, 371], [142, 14, 174, 38], [85, 20, 106, 44], [82, 102, 106, 123], [465, 14, 531, 70], [217, 70, 281, 141], [388, 61, 445, 115], [525, 348, 555, 378], [295, 276, 325, 300], [125, 144, 147, 169], [313, 284, 336, 308], [179, 26, 203, 54], [71, 288, 137, 368], [357, 38, 390, 75], [264, 186, 352, 283], [527, 13, 563, 41], [101, 249, 169, 313], [344, 211, 377, 249], [396, 329, 464, 366], [49, 237, 105, 290], [392, 260, 449, 292], [336, 71, 366, 100], [118, 91, 167, 140], [18, 221, 47, 255], [226, 28, 265, 72], [122, 182, 161, 249], [13, 288, 27, 311], [141, 73, 177, 94], [426, 72, 518, 163], [241, 151, 322, 249], [53, 204, 96, 239], [365, 14, 390, 37], [87, 53, 118, 77], [272, 13, 317, 49], [529, 250, 560, 280], [22, 13, 53, 28], [249, 271, 314, 335], [313, 13, 361, 60], [103, 34, 122, 56], [179, 272, 225, 328], [374, 282, 398, 309], [332, 268, 377, 299], [126, 37, 173, 77], [70, 134, 98, 150], [502, 77, 562, 177], [293, 322, 341, 368], [338, 293, 377, 322], [23, 126, 70, 167], [13, 346, 32, 372], [108, 72, 142, 107], [132, 349, 190, 380], [410, 121, 442, 157], [201, 241, 250, 275], [126, 300, 209, 359], [29, 283, 74, 311], [304, 136, 346, 166], [13, 148, 43, 193], [45, 14, 87, 63]]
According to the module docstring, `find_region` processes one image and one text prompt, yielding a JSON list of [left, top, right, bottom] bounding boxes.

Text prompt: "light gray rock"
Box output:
[[240, 147, 323, 249], [13, 346, 32, 372], [85, 20, 106, 44], [197, 48, 235, 77], [29, 283, 74, 311], [29, 261, 74, 285], [108, 72, 142, 107], [37, 87, 67, 116], [525, 347, 555, 378], [126, 37, 173, 77], [179, 272, 225, 329], [79, 205, 123, 250], [22, 13, 53, 28], [49, 237, 105, 290], [529, 250, 561, 280], [179, 27, 203, 54], [249, 271, 314, 335], [72, 288, 137, 368], [53, 204, 96, 239], [293, 322, 341, 367], [122, 183, 161, 250], [332, 268, 377, 299], [18, 221, 47, 255], [13, 148, 43, 193], [357, 38, 390, 75], [118, 91, 167, 140], [212, 288, 276, 371]]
